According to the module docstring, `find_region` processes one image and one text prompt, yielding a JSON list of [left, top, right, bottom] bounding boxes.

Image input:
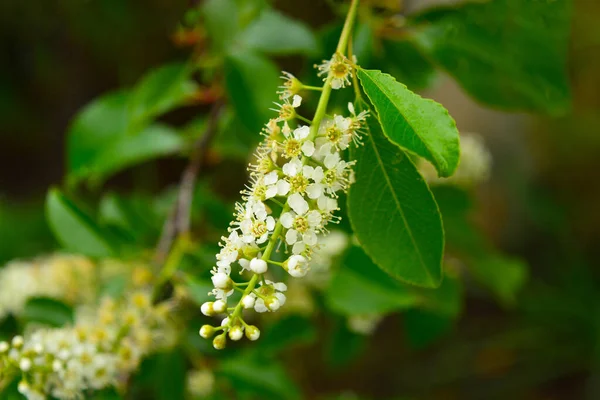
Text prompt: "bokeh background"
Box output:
[[1, 0, 600, 399]]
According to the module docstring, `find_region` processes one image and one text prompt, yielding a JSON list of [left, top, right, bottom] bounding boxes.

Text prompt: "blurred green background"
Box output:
[[1, 0, 600, 399]]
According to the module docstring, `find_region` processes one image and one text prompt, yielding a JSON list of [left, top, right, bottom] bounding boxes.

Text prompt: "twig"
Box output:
[[154, 101, 223, 264]]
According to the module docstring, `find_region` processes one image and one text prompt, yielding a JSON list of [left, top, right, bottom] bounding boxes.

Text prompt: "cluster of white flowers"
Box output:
[[420, 134, 492, 187], [200, 57, 366, 349], [0, 254, 96, 320], [0, 291, 173, 400]]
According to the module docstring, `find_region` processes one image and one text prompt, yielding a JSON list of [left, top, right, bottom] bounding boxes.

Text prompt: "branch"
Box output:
[[154, 101, 224, 264]]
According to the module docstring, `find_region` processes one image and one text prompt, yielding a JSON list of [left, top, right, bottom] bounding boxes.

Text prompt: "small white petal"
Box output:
[[254, 298, 268, 313], [324, 153, 340, 169], [307, 210, 322, 226], [301, 140, 315, 157], [265, 185, 278, 199], [266, 216, 276, 230], [276, 180, 290, 195], [286, 229, 298, 245], [288, 193, 309, 215], [280, 212, 294, 228], [294, 125, 310, 140], [273, 282, 288, 292], [249, 258, 268, 274], [292, 94, 302, 108], [264, 171, 278, 185], [292, 241, 306, 254], [303, 231, 318, 246], [348, 102, 355, 114], [306, 183, 322, 200]]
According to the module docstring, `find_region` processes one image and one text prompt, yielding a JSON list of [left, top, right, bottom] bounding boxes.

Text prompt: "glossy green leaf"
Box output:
[[357, 69, 460, 177], [326, 246, 420, 314], [127, 62, 197, 128], [348, 120, 444, 287], [224, 50, 280, 133], [45, 188, 114, 257], [67, 91, 185, 185], [412, 0, 571, 114], [242, 9, 318, 55], [22, 297, 73, 327]]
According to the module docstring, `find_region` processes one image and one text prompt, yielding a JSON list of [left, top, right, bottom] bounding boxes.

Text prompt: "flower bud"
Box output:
[[241, 295, 255, 309], [19, 358, 32, 371], [211, 272, 232, 290], [285, 255, 309, 278], [213, 300, 227, 314], [12, 336, 23, 348], [200, 302, 214, 316], [242, 245, 260, 259], [265, 297, 280, 312], [17, 381, 29, 394], [245, 325, 260, 341], [249, 258, 268, 274], [199, 325, 215, 339], [228, 326, 244, 341], [213, 333, 227, 350]]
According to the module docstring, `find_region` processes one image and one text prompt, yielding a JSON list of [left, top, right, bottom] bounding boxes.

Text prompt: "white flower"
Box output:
[[316, 53, 353, 90], [282, 158, 303, 177], [263, 171, 290, 199], [249, 258, 268, 274], [254, 281, 287, 313], [238, 200, 276, 244], [211, 273, 231, 290], [286, 255, 309, 278], [288, 193, 309, 215], [281, 208, 321, 250], [241, 295, 255, 309], [216, 231, 244, 269], [318, 115, 353, 150], [273, 95, 302, 121], [278, 71, 302, 99]]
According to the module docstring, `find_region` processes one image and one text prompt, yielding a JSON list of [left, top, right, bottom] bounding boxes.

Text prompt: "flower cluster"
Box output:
[[420, 134, 492, 187], [200, 64, 368, 349], [0, 254, 96, 320], [0, 291, 174, 400]]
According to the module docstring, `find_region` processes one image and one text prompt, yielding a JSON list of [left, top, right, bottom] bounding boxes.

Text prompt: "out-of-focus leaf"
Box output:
[[378, 39, 437, 90], [130, 350, 186, 400], [404, 308, 453, 350], [417, 272, 462, 318], [470, 254, 528, 306], [412, 0, 571, 114], [242, 9, 318, 55], [348, 120, 444, 288], [219, 354, 301, 400], [258, 315, 316, 354], [325, 317, 367, 368], [45, 188, 114, 257], [67, 91, 185, 185], [183, 275, 214, 306], [127, 62, 197, 128], [326, 246, 420, 314], [357, 69, 460, 177], [224, 50, 280, 133], [202, 0, 240, 51], [22, 297, 73, 327]]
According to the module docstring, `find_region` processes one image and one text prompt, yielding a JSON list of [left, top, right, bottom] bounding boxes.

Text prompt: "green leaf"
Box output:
[[67, 91, 185, 185], [224, 50, 280, 133], [22, 297, 73, 327], [183, 275, 214, 306], [127, 62, 197, 128], [470, 254, 528, 307], [325, 317, 367, 368], [241, 9, 318, 55], [412, 0, 571, 114], [417, 272, 462, 317], [403, 309, 453, 349], [258, 315, 316, 354], [45, 188, 114, 257], [326, 246, 420, 314], [202, 0, 240, 51], [348, 120, 444, 287], [357, 69, 460, 177], [378, 39, 437, 90], [219, 354, 301, 400]]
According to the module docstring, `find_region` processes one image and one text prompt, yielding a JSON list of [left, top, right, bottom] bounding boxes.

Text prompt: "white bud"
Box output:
[[242, 295, 255, 309], [0, 341, 9, 352], [286, 255, 309, 278], [12, 336, 23, 348], [52, 360, 63, 372], [249, 258, 268, 274], [213, 334, 226, 350], [228, 326, 244, 341], [245, 325, 261, 341], [213, 300, 227, 313], [201, 302, 214, 316], [19, 358, 32, 371], [266, 297, 280, 312], [17, 381, 29, 394], [211, 272, 231, 290], [199, 325, 215, 339]]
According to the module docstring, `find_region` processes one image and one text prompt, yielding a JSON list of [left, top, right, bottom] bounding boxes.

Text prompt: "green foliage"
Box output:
[[45, 188, 114, 257], [376, 39, 437, 91], [241, 9, 319, 55], [22, 297, 74, 327], [348, 121, 444, 288], [326, 246, 419, 315], [357, 69, 460, 177], [224, 51, 280, 133], [412, 0, 571, 114]]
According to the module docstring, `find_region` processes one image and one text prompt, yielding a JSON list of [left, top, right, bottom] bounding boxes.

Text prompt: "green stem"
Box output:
[[337, 0, 360, 54]]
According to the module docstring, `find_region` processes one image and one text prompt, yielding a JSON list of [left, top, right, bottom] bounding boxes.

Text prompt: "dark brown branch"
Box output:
[[154, 101, 224, 264]]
